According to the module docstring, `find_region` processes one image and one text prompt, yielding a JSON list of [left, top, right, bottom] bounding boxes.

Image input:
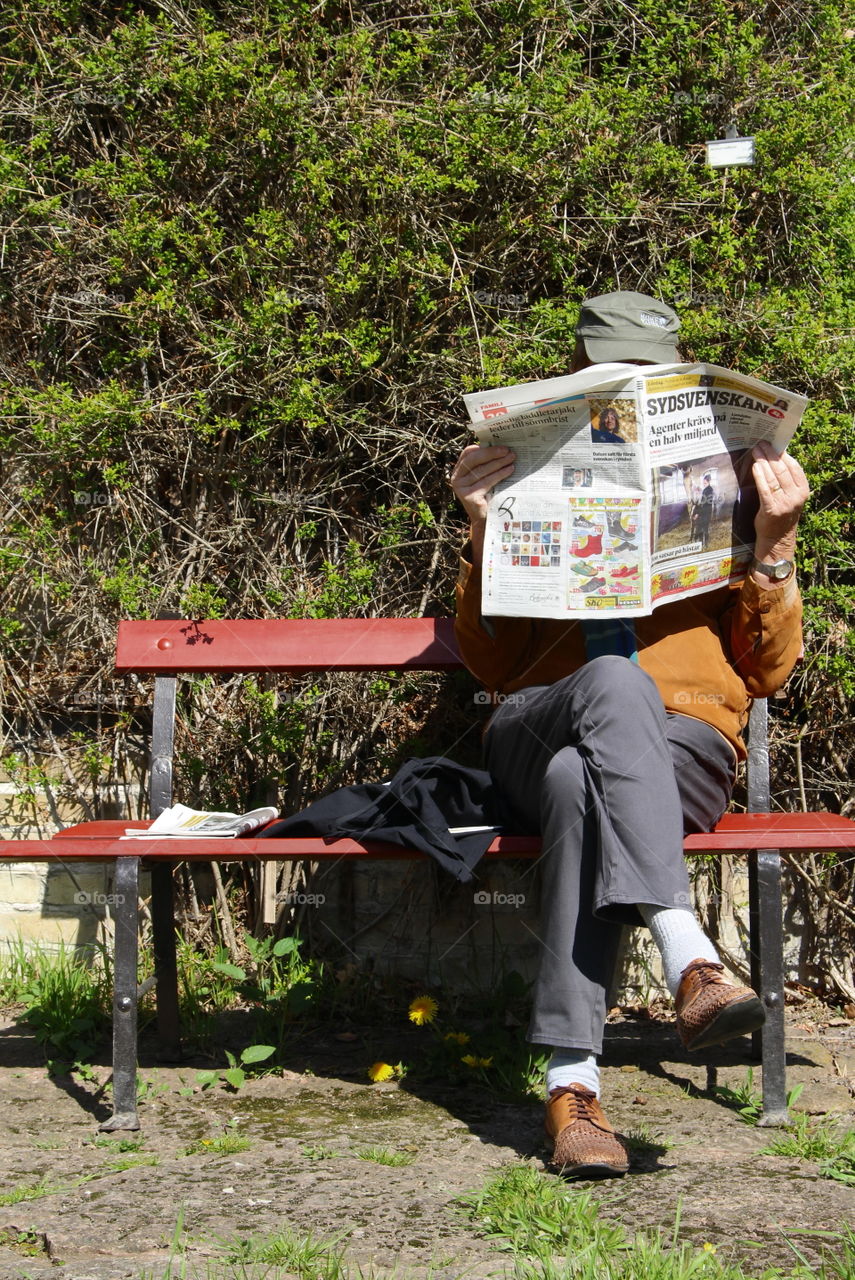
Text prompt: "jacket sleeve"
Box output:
[[454, 551, 534, 691], [726, 571, 804, 697]]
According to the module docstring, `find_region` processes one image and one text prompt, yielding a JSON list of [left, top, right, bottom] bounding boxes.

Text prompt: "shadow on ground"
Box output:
[[0, 1008, 852, 1279]]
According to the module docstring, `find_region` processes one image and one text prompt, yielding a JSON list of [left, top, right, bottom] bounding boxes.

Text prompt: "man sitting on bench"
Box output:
[[449, 291, 809, 1178]]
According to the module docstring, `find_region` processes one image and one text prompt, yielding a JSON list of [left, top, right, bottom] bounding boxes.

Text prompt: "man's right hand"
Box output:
[[448, 444, 516, 564]]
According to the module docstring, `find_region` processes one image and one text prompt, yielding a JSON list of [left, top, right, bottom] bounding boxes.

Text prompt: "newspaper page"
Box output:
[[121, 803, 278, 839], [463, 363, 807, 619]]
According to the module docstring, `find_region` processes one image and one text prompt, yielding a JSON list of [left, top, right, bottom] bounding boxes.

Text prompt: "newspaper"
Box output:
[[122, 802, 278, 839], [463, 362, 807, 619]]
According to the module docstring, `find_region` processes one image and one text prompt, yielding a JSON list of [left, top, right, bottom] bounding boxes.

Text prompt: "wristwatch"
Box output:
[[750, 556, 794, 582]]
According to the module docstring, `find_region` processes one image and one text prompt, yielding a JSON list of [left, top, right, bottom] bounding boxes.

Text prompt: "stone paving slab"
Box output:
[[0, 1013, 852, 1279]]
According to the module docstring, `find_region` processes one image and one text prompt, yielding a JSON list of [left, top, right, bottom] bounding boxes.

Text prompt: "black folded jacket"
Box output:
[[257, 755, 508, 882]]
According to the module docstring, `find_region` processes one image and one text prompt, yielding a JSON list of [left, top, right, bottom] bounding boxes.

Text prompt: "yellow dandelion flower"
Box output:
[[461, 1054, 493, 1068], [367, 1062, 395, 1083], [444, 1032, 470, 1045], [702, 1243, 717, 1254], [408, 995, 438, 1025]]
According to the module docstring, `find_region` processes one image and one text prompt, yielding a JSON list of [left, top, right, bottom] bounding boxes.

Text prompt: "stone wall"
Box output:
[[0, 776, 143, 954]]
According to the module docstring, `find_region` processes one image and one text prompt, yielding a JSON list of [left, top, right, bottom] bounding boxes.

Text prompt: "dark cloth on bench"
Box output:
[[258, 756, 507, 882]]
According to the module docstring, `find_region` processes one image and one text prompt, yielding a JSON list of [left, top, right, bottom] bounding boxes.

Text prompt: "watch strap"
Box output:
[[750, 556, 794, 581]]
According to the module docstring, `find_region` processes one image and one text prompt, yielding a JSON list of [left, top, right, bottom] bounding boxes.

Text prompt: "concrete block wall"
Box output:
[[295, 853, 759, 1000], [0, 778, 143, 954]]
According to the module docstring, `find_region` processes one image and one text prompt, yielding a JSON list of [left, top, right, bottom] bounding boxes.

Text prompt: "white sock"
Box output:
[[638, 904, 720, 997], [546, 1050, 600, 1097]]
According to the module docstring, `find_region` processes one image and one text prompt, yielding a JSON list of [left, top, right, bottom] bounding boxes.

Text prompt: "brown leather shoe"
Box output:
[[675, 958, 765, 1051], [544, 1084, 629, 1178]]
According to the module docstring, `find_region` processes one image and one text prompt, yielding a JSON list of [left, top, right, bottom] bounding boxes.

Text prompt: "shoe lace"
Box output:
[[686, 959, 725, 987], [551, 1084, 598, 1122]]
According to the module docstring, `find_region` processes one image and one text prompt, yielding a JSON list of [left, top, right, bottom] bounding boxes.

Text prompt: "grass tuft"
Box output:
[[355, 1145, 414, 1166]]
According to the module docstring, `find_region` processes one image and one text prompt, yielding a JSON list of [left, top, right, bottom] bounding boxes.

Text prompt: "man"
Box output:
[[693, 471, 716, 548], [449, 291, 809, 1178]]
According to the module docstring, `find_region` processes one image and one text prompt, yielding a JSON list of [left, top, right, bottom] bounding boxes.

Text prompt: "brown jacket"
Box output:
[[455, 556, 803, 761]]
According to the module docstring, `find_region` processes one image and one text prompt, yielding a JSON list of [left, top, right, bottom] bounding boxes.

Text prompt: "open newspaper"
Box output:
[[463, 362, 807, 619], [122, 803, 278, 839]]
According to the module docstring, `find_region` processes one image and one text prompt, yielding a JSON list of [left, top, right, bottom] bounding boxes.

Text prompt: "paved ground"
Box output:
[[0, 1007, 852, 1279]]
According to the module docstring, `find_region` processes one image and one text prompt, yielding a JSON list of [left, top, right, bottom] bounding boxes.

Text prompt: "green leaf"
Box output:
[[240, 1044, 275, 1065], [273, 937, 298, 956], [212, 962, 246, 980], [223, 1068, 246, 1089]]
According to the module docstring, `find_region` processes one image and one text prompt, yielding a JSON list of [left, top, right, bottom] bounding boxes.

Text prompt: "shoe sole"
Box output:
[[684, 994, 766, 1051], [550, 1159, 628, 1179]]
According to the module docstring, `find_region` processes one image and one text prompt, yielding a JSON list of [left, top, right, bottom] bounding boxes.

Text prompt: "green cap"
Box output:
[[576, 291, 680, 363]]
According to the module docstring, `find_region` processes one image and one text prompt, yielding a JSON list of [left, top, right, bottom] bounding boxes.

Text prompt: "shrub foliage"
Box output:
[[1, 0, 852, 991]]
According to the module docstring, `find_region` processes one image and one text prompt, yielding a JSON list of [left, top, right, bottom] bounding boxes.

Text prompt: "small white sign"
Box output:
[[706, 136, 755, 167]]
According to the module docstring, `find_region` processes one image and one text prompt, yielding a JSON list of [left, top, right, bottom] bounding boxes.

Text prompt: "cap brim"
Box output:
[[583, 336, 680, 364]]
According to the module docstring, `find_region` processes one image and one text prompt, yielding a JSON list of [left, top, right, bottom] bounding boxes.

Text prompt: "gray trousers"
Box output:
[[483, 656, 736, 1054]]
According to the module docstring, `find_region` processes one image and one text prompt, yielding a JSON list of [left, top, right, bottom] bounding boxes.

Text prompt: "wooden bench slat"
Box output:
[[115, 617, 462, 674], [11, 810, 854, 861]]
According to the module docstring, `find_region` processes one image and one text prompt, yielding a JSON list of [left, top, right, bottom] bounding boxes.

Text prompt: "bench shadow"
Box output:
[[0, 1019, 114, 1123], [0, 1009, 820, 1147]]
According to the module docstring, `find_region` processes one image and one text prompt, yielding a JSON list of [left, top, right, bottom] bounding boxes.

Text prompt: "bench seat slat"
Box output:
[[9, 811, 853, 861]]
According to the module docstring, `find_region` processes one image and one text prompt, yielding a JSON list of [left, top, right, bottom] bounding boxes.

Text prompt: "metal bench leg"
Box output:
[[101, 856, 140, 1131], [151, 861, 181, 1058], [748, 847, 789, 1126]]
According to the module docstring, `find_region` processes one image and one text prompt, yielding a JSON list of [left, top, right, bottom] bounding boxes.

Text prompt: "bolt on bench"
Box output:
[[3, 617, 854, 1131]]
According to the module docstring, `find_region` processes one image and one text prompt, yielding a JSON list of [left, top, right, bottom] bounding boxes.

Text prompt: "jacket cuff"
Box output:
[[741, 568, 800, 614]]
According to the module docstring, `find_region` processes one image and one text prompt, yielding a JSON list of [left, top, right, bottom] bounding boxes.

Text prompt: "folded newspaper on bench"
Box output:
[[463, 361, 808, 619], [122, 803, 278, 839]]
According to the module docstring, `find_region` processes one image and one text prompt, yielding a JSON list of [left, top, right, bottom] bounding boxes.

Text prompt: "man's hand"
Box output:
[[751, 440, 810, 585], [449, 444, 516, 564]]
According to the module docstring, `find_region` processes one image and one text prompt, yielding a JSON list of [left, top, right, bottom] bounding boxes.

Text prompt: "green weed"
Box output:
[[0, 1228, 45, 1258], [622, 1124, 676, 1153], [217, 1226, 350, 1277], [184, 1133, 251, 1156], [761, 1113, 855, 1184], [0, 1175, 68, 1206], [93, 1135, 146, 1153], [104, 1153, 159, 1172], [355, 1145, 414, 1167], [0, 940, 111, 1063], [460, 1164, 855, 1279], [195, 1042, 276, 1093], [713, 1069, 804, 1124]]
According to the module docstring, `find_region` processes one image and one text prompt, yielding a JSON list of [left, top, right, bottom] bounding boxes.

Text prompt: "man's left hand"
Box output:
[[751, 440, 810, 579]]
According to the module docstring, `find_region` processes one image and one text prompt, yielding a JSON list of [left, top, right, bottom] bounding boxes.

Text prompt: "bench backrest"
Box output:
[[116, 618, 462, 674], [114, 617, 770, 820]]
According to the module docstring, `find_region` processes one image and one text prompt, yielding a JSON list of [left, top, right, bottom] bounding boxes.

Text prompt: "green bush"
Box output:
[[1, 0, 852, 989]]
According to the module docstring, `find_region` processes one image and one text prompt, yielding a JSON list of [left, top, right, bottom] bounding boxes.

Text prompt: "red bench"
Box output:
[[3, 617, 854, 1131]]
